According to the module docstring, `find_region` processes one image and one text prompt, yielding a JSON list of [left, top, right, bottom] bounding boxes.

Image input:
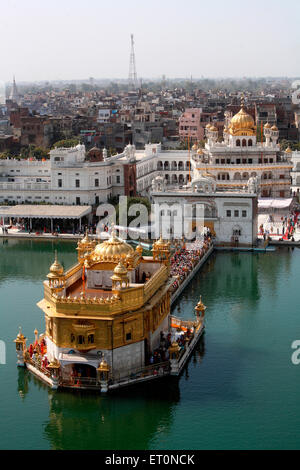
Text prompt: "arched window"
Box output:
[[233, 228, 241, 236], [242, 139, 247, 147], [71, 333, 75, 343], [248, 139, 252, 146], [236, 139, 240, 147], [88, 334, 94, 344], [78, 335, 85, 344]]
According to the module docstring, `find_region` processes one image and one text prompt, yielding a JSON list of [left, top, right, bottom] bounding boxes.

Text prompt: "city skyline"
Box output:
[[0, 0, 299, 82]]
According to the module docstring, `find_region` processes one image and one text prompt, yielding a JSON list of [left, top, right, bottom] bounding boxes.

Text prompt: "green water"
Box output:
[[1, 239, 300, 450]]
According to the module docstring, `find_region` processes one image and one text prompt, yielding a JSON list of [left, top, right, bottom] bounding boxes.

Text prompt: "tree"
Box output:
[[279, 140, 300, 151], [32, 147, 49, 159], [0, 150, 12, 159], [52, 138, 80, 149], [113, 196, 151, 225]]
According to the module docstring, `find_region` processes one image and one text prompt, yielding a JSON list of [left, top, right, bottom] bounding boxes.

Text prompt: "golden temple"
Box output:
[[14, 229, 210, 392]]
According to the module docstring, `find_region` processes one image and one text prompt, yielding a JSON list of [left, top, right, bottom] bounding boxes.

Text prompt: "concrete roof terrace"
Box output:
[[0, 204, 92, 219]]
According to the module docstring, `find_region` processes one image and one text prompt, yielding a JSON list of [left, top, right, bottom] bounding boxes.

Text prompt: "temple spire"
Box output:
[[9, 76, 19, 103]]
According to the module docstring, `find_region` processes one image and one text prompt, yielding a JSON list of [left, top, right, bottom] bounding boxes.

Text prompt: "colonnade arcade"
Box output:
[[157, 160, 190, 171]]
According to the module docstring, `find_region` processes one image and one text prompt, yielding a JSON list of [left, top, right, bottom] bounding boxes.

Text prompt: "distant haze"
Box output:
[[1, 0, 299, 82]]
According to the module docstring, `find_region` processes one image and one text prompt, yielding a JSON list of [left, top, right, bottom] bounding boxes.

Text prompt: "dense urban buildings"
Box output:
[[0, 78, 299, 213]]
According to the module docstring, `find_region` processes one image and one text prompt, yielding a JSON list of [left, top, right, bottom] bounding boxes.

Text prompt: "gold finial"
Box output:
[[136, 243, 143, 254], [82, 228, 89, 242], [34, 329, 38, 343], [48, 250, 64, 276], [15, 326, 26, 341], [195, 295, 206, 314]]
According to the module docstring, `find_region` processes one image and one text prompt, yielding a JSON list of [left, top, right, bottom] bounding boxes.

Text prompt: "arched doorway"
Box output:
[[72, 363, 97, 378]]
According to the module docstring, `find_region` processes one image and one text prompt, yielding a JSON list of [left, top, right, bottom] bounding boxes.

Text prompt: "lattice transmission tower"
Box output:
[[128, 34, 138, 90]]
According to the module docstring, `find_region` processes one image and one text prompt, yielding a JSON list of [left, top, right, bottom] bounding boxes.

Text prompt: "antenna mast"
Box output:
[[128, 34, 138, 90]]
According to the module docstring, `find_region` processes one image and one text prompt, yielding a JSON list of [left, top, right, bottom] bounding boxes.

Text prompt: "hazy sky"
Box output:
[[1, 0, 299, 82]]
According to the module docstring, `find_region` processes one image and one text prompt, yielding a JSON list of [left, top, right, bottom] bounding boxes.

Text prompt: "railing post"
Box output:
[[168, 342, 181, 375]]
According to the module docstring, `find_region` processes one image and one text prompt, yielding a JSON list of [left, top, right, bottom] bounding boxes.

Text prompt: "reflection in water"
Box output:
[[17, 368, 29, 401], [6, 241, 300, 450], [16, 339, 206, 450], [16, 358, 182, 450], [185, 337, 206, 380], [0, 239, 77, 282], [43, 380, 180, 450]]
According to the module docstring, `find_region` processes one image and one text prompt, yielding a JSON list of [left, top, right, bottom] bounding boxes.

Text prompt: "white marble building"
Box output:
[[0, 144, 135, 205], [290, 150, 300, 187], [151, 172, 258, 247], [135, 143, 191, 195], [192, 106, 293, 198]]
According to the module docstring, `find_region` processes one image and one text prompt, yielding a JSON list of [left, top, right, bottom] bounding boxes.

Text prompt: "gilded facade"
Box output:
[[37, 230, 173, 380]]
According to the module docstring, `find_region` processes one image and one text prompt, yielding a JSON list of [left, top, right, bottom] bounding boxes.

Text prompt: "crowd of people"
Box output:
[[25, 336, 49, 371], [170, 235, 212, 293], [259, 211, 300, 241], [147, 326, 196, 367]]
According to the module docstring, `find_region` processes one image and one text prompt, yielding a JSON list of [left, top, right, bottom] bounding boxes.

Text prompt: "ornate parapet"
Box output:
[[143, 265, 169, 303]]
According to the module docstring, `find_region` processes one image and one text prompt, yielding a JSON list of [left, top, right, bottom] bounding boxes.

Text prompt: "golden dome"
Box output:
[[136, 243, 143, 254], [197, 148, 204, 155], [264, 122, 271, 128], [205, 123, 211, 129], [113, 261, 128, 275], [98, 360, 110, 372], [15, 326, 26, 341], [195, 295, 206, 312], [229, 106, 255, 136], [210, 125, 218, 132], [192, 143, 198, 150], [48, 251, 64, 276], [271, 125, 278, 131], [80, 230, 90, 245], [155, 235, 164, 245], [285, 147, 292, 153], [93, 230, 134, 259], [154, 235, 170, 246]]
